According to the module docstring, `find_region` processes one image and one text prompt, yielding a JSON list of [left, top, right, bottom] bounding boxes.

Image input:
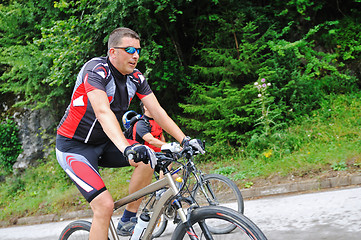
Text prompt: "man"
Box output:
[[55, 27, 203, 240]]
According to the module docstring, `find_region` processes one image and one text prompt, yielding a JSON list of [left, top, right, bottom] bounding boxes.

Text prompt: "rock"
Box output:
[[12, 107, 56, 173]]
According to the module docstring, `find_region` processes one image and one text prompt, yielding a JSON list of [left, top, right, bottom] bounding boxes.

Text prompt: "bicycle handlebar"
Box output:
[[154, 144, 198, 171]]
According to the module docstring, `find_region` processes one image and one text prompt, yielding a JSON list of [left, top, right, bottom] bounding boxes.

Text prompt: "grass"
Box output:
[[206, 93, 361, 183], [1, 93, 361, 224]]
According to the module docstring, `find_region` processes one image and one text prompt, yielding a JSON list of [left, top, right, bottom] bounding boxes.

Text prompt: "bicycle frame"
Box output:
[[110, 171, 185, 240], [173, 156, 215, 205]]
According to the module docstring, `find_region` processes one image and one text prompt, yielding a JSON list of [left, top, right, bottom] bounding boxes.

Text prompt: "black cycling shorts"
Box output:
[[56, 135, 130, 202]]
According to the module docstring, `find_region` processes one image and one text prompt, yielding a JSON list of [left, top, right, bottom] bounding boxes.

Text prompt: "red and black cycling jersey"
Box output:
[[132, 115, 163, 152], [57, 57, 152, 144]]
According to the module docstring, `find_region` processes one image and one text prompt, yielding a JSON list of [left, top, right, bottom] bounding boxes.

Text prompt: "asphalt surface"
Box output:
[[156, 186, 361, 240], [246, 186, 361, 240]]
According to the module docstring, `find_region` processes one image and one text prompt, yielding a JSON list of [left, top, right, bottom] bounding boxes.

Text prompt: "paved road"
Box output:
[[1, 186, 360, 239], [245, 186, 361, 240]]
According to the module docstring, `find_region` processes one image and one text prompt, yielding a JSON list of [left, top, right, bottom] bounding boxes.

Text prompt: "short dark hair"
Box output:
[[108, 27, 140, 49]]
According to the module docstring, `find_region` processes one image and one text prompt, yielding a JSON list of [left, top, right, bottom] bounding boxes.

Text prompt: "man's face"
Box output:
[[109, 37, 141, 75]]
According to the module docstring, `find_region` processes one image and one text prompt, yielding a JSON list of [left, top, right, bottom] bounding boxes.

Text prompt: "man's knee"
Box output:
[[134, 162, 153, 173], [90, 192, 114, 217]]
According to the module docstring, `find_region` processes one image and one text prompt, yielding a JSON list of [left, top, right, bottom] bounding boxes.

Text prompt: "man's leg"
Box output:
[[126, 162, 154, 212], [117, 162, 153, 236], [56, 137, 116, 239], [89, 190, 114, 240]]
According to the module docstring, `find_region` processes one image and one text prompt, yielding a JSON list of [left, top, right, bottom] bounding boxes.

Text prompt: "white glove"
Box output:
[[161, 142, 181, 153], [181, 136, 205, 154], [189, 139, 205, 154]]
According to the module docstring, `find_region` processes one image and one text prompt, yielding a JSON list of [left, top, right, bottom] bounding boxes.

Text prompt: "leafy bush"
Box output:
[[180, 17, 359, 152], [179, 81, 257, 145], [0, 119, 22, 174]]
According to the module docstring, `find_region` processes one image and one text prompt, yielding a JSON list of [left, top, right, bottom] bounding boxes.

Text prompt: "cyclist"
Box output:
[[124, 102, 167, 152], [55, 27, 204, 240]]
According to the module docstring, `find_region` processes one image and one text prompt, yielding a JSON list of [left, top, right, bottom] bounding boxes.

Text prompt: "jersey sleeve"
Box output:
[[83, 60, 108, 93], [130, 70, 153, 99], [136, 120, 152, 138]]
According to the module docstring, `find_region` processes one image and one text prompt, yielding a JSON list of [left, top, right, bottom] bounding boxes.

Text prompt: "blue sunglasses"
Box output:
[[113, 46, 141, 55]]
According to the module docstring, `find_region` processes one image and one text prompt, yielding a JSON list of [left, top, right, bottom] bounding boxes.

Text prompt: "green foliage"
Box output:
[[179, 80, 257, 145], [331, 161, 348, 171], [1, 0, 361, 160], [0, 156, 76, 220], [213, 166, 237, 176], [0, 1, 63, 108], [0, 119, 22, 174], [180, 13, 359, 151]]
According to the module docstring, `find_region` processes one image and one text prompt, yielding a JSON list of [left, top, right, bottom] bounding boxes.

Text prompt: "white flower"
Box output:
[[254, 82, 259, 86], [267, 83, 271, 86], [258, 94, 262, 97]]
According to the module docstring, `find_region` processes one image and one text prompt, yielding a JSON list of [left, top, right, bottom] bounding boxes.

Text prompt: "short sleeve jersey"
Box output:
[[133, 115, 163, 152], [57, 57, 152, 144]]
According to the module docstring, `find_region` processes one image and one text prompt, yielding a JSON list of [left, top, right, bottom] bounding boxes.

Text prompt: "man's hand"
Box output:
[[181, 136, 205, 154], [124, 145, 157, 168]]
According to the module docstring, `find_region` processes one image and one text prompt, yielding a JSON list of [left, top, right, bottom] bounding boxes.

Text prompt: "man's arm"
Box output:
[[87, 89, 130, 153], [141, 93, 186, 144]]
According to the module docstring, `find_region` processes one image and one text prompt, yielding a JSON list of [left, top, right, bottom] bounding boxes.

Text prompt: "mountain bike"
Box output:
[[59, 144, 267, 240], [144, 145, 244, 238]]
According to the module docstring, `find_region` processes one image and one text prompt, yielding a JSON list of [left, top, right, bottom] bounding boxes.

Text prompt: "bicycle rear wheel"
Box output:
[[192, 173, 244, 234], [171, 206, 267, 240], [139, 191, 169, 238], [58, 220, 92, 240]]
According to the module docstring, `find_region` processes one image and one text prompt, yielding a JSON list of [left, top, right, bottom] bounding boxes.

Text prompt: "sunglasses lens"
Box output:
[[125, 47, 140, 55], [114, 47, 140, 55], [125, 47, 135, 54]]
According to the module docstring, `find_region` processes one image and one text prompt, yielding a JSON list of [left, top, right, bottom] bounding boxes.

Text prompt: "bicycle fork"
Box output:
[[167, 173, 213, 240], [164, 173, 198, 240], [189, 162, 215, 204], [172, 198, 214, 240]]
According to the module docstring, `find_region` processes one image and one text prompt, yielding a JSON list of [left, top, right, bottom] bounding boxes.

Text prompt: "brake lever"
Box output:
[[182, 146, 193, 159]]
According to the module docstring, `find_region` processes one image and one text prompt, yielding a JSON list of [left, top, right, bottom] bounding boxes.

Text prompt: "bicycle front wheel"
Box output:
[[171, 206, 267, 240], [192, 173, 244, 234], [58, 220, 92, 240]]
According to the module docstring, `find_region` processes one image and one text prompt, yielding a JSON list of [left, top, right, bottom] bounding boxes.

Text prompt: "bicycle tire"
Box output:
[[139, 192, 169, 238], [171, 206, 268, 240], [151, 212, 168, 238], [191, 173, 244, 234], [58, 220, 92, 240]]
